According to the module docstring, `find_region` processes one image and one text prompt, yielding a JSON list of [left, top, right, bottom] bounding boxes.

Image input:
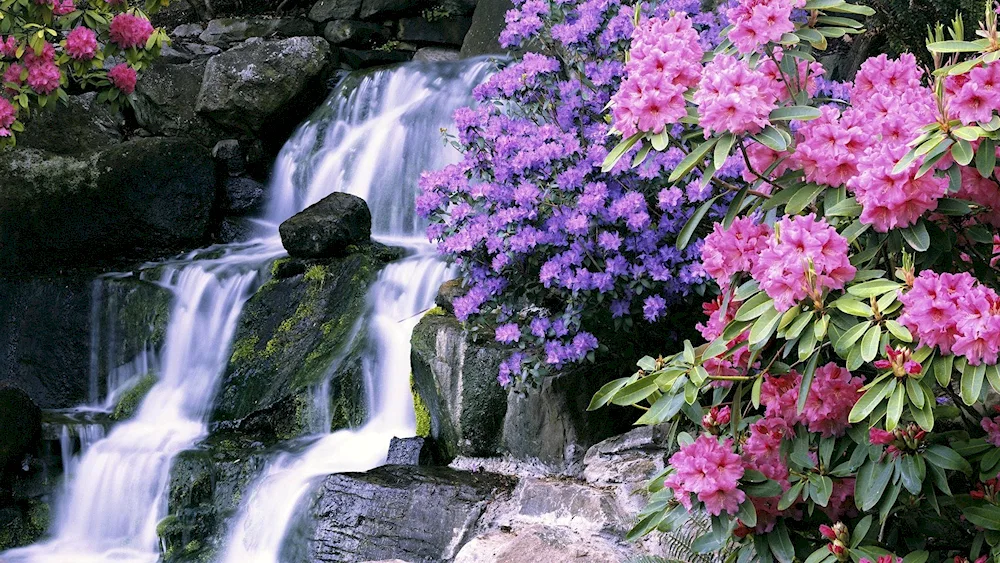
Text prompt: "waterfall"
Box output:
[[0, 58, 489, 563], [222, 59, 491, 562]]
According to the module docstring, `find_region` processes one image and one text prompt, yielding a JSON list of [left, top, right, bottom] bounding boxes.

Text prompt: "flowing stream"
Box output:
[[0, 59, 489, 563]]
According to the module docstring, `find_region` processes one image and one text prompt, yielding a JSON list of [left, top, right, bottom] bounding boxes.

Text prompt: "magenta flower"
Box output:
[[65, 27, 98, 60], [665, 435, 746, 516], [108, 13, 154, 50], [107, 64, 137, 94]]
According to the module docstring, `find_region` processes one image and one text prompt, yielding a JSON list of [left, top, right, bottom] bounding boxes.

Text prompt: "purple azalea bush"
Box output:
[[418, 0, 746, 386]]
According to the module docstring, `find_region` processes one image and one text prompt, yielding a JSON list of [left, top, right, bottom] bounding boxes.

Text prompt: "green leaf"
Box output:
[[737, 498, 757, 528], [886, 382, 904, 431], [812, 475, 834, 506], [714, 133, 736, 171], [848, 279, 902, 298], [769, 523, 795, 563], [636, 392, 685, 425], [952, 138, 975, 166], [849, 378, 891, 423], [769, 105, 823, 122], [924, 444, 973, 474], [861, 324, 882, 363], [836, 320, 872, 354], [953, 126, 985, 142], [669, 137, 719, 183], [926, 39, 991, 53], [745, 479, 784, 497], [899, 455, 923, 494], [778, 480, 804, 510], [978, 137, 997, 177], [676, 195, 721, 250], [825, 196, 862, 217], [754, 126, 789, 151], [857, 459, 894, 511], [832, 297, 872, 317], [786, 183, 827, 214], [902, 552, 929, 563], [961, 361, 986, 405], [749, 305, 783, 347], [601, 132, 642, 172], [900, 221, 930, 252], [936, 197, 973, 216], [934, 354, 954, 387], [588, 377, 630, 410], [987, 365, 1000, 394], [797, 352, 820, 413], [610, 377, 659, 406], [735, 292, 776, 322], [964, 506, 1000, 531], [852, 515, 873, 547], [885, 320, 913, 342]]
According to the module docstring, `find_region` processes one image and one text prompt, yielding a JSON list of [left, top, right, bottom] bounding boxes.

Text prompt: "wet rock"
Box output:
[[172, 23, 205, 38], [196, 36, 331, 136], [460, 0, 511, 57], [212, 139, 247, 176], [582, 425, 672, 487], [386, 436, 424, 465], [410, 313, 508, 461], [0, 387, 42, 478], [134, 60, 226, 144], [413, 46, 460, 62], [279, 193, 372, 258], [359, 0, 423, 19], [298, 465, 516, 562], [212, 243, 401, 442], [183, 42, 223, 57], [16, 93, 123, 154], [323, 20, 391, 48], [0, 138, 216, 270], [222, 177, 266, 215], [398, 16, 473, 46], [158, 45, 196, 63], [340, 48, 413, 68], [198, 17, 317, 47], [309, 0, 363, 21], [434, 279, 465, 314]]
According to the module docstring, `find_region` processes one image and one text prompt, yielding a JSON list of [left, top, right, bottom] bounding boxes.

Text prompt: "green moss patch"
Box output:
[[112, 373, 157, 421]]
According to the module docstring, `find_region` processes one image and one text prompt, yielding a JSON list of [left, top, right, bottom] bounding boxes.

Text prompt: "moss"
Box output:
[[303, 264, 328, 284], [27, 501, 49, 531], [270, 257, 291, 277], [156, 514, 181, 538], [412, 374, 431, 438], [229, 335, 259, 365], [112, 373, 157, 421], [425, 306, 446, 317]]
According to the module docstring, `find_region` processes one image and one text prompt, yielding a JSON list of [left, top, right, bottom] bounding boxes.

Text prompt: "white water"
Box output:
[[1, 59, 489, 563], [222, 60, 490, 563]]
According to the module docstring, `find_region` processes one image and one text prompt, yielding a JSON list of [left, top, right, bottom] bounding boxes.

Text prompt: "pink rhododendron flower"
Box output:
[[700, 216, 772, 290], [949, 62, 1000, 125], [3, 63, 23, 93], [108, 63, 137, 94], [760, 371, 802, 424], [793, 105, 868, 187], [822, 478, 856, 522], [26, 61, 60, 94], [108, 13, 154, 49], [65, 27, 98, 60], [52, 0, 74, 15], [610, 13, 703, 137], [848, 141, 949, 232], [695, 54, 779, 136], [742, 140, 789, 186], [664, 435, 745, 516], [749, 214, 856, 311], [743, 416, 791, 485], [799, 363, 863, 437], [0, 36, 18, 59], [852, 54, 924, 100], [982, 416, 1000, 446], [23, 42, 55, 67], [0, 97, 16, 137], [727, 0, 805, 53]]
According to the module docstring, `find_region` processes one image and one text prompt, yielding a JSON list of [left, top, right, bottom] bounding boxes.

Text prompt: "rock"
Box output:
[[502, 370, 630, 473], [0, 138, 216, 270], [211, 244, 401, 441], [183, 42, 223, 57], [340, 47, 413, 69], [296, 465, 516, 562], [222, 177, 266, 215], [0, 387, 42, 478], [410, 313, 508, 461], [434, 279, 465, 314], [212, 139, 247, 176], [323, 20, 391, 48], [134, 60, 226, 144], [453, 525, 625, 563], [218, 217, 257, 243], [279, 193, 372, 258], [386, 437, 424, 465], [398, 16, 473, 46], [413, 46, 460, 62], [198, 17, 317, 47], [196, 36, 331, 137], [460, 0, 511, 57], [582, 425, 672, 487], [16, 93, 123, 154], [359, 0, 426, 19], [309, 0, 363, 21], [158, 45, 195, 63], [172, 23, 205, 38]]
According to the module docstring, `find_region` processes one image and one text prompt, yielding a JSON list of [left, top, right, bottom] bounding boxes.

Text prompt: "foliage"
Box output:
[[588, 0, 1000, 561], [0, 0, 171, 147], [418, 0, 759, 387]]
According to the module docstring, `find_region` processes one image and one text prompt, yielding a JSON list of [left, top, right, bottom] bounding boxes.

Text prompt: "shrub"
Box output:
[[0, 0, 170, 146]]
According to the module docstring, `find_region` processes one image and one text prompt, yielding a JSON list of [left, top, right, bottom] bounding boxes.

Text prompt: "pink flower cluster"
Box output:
[[0, 97, 16, 137], [65, 27, 98, 60], [108, 13, 154, 50], [610, 14, 702, 137], [697, 296, 754, 379], [701, 216, 771, 291], [108, 63, 137, 94], [665, 435, 746, 516], [849, 141, 949, 232], [727, 0, 805, 53], [760, 364, 862, 437], [899, 270, 1000, 365], [20, 42, 60, 95], [947, 62, 1000, 125], [981, 416, 1000, 446], [751, 214, 856, 312], [0, 36, 16, 59], [694, 54, 779, 137], [957, 166, 1000, 228], [52, 0, 74, 15]]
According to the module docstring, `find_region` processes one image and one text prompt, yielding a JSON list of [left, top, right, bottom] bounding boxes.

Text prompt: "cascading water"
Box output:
[[1, 58, 489, 563], [222, 60, 491, 562]]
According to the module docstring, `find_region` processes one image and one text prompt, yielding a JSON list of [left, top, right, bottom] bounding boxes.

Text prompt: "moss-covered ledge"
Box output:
[[209, 241, 402, 443]]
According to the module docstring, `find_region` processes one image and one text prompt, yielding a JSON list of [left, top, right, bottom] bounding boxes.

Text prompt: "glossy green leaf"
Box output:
[[676, 195, 721, 250], [848, 378, 891, 423], [769, 105, 823, 122]]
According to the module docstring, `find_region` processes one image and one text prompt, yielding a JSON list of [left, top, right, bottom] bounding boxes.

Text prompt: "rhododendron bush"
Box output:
[[0, 0, 170, 145], [580, 0, 1000, 561]]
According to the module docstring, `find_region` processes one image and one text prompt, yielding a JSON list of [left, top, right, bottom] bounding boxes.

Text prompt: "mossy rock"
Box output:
[[111, 373, 158, 421], [0, 500, 50, 552], [211, 242, 401, 443]]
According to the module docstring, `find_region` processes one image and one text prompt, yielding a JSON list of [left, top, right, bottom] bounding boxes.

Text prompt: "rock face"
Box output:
[[0, 138, 216, 270], [298, 466, 516, 562], [196, 36, 331, 135], [460, 0, 512, 57], [198, 17, 316, 47], [309, 0, 364, 21], [279, 193, 373, 259], [133, 60, 226, 144], [0, 387, 42, 478], [16, 93, 123, 154], [410, 313, 508, 460], [211, 244, 399, 441]]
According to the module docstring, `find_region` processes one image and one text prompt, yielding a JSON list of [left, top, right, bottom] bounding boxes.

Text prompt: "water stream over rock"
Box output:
[[1, 58, 490, 563]]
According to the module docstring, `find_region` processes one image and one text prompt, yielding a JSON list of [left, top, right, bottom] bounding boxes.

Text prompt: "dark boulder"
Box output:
[[16, 93, 123, 155], [295, 465, 516, 562], [133, 60, 227, 144], [460, 0, 511, 57], [434, 278, 466, 314], [398, 16, 473, 46], [279, 193, 372, 259], [309, 0, 363, 21], [0, 138, 216, 270], [340, 48, 414, 68], [222, 177, 266, 215], [198, 17, 317, 47], [323, 20, 392, 48], [212, 139, 247, 176], [0, 387, 42, 479], [410, 313, 508, 461]]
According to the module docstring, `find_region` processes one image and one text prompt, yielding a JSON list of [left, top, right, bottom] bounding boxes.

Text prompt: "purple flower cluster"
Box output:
[[419, 0, 735, 386]]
